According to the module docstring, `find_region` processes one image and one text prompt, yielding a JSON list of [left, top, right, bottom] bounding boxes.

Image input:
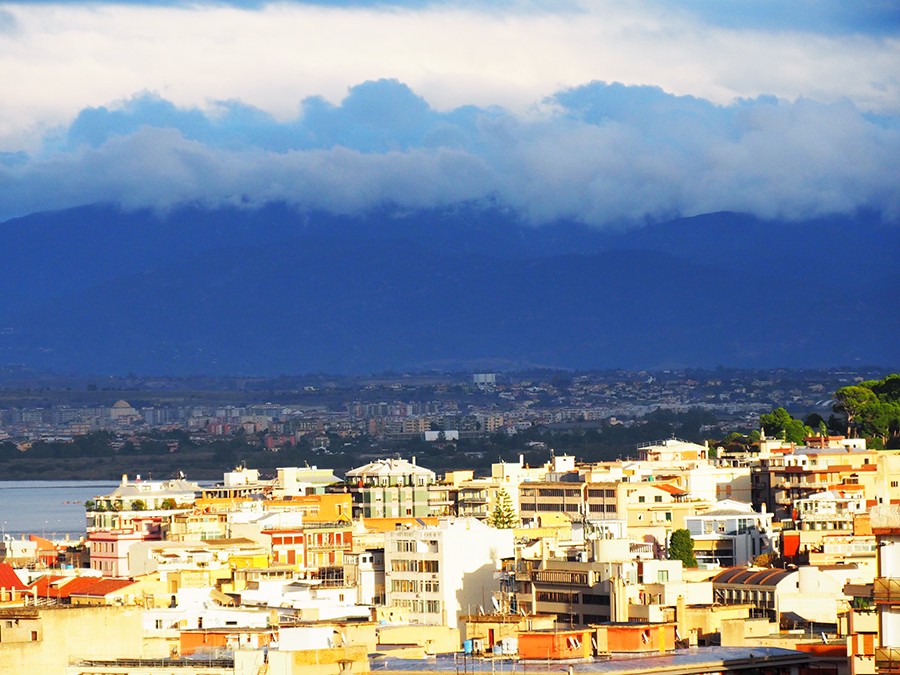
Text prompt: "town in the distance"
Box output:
[[1, 368, 899, 675]]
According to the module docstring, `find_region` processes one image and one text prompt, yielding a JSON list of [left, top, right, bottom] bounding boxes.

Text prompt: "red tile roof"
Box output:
[[0, 563, 29, 591], [28, 535, 57, 551], [53, 575, 104, 599], [28, 574, 67, 596], [69, 578, 137, 598]]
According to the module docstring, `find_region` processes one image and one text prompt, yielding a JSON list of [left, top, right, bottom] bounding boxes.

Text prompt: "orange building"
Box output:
[[264, 521, 353, 575], [517, 629, 593, 660], [180, 627, 275, 656], [595, 622, 676, 654]]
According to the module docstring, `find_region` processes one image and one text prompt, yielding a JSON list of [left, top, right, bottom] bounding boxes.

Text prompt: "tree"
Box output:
[[834, 378, 900, 446], [752, 552, 777, 568], [759, 407, 812, 445], [834, 385, 878, 437], [488, 488, 519, 529], [130, 499, 146, 511], [668, 529, 698, 568]]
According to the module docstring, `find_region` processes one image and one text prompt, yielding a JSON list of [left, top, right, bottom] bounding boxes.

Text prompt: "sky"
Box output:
[[0, 0, 898, 225]]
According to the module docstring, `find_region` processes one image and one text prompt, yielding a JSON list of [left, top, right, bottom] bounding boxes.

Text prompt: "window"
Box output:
[[654, 495, 663, 503], [536, 591, 578, 604], [581, 593, 609, 605], [658, 570, 669, 583], [638, 496, 645, 503]]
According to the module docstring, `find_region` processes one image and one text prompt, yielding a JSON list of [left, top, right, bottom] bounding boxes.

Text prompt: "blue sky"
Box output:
[[0, 0, 898, 225]]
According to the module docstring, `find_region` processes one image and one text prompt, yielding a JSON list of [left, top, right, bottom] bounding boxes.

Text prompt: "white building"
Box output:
[[685, 500, 774, 567], [272, 466, 341, 498], [143, 587, 269, 635], [384, 517, 514, 629], [872, 505, 900, 672], [795, 489, 867, 534], [91, 474, 200, 512]]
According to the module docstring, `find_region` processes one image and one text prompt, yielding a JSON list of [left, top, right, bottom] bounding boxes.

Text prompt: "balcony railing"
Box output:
[[874, 577, 900, 603], [875, 648, 900, 673]]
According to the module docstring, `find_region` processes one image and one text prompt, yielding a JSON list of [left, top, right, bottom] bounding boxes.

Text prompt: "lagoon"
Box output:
[[0, 480, 119, 539]]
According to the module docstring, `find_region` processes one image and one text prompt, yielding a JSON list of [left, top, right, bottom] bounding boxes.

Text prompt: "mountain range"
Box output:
[[1, 204, 897, 375]]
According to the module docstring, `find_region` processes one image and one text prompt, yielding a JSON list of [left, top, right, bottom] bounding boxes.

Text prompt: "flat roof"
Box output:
[[372, 647, 811, 674]]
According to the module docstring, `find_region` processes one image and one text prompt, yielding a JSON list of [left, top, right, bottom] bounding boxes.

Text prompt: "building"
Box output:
[[263, 521, 353, 581], [755, 441, 877, 522], [871, 505, 900, 674], [712, 565, 852, 627], [384, 517, 514, 629], [344, 458, 435, 519], [88, 529, 154, 576], [0, 605, 144, 675], [89, 474, 200, 515], [685, 500, 775, 567]]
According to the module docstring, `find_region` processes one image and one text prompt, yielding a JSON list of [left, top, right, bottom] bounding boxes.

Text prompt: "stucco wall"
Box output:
[[0, 606, 143, 675]]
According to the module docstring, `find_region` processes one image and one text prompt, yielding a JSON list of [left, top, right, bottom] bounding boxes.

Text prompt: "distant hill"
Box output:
[[1, 203, 897, 374]]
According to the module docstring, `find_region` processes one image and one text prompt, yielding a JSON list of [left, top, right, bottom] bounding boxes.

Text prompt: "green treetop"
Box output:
[[759, 407, 813, 445], [668, 528, 698, 568], [488, 487, 519, 529]]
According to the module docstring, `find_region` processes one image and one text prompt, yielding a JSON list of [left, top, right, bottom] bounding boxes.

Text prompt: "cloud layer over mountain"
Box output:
[[1, 81, 898, 226], [1, 0, 898, 226]]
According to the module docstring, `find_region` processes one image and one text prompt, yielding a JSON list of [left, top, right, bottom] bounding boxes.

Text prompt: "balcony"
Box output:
[[799, 512, 855, 522], [876, 648, 900, 673], [849, 608, 878, 634], [874, 577, 900, 603]]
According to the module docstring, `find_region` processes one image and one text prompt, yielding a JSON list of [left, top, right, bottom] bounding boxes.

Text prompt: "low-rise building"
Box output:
[[685, 500, 774, 567]]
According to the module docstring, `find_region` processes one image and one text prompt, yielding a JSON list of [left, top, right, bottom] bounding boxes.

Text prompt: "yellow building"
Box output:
[[0, 605, 144, 675]]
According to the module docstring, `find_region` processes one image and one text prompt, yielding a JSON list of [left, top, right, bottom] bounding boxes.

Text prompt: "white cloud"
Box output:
[[2, 83, 897, 226], [0, 0, 898, 152]]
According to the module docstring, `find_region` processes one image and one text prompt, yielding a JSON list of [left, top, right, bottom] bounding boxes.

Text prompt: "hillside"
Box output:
[[1, 204, 897, 374]]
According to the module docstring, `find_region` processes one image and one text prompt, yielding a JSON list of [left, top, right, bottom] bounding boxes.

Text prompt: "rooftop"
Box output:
[[372, 647, 811, 674]]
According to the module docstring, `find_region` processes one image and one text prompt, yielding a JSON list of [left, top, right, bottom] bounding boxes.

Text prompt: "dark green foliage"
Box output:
[[834, 374, 900, 447], [759, 407, 813, 445], [668, 529, 698, 568]]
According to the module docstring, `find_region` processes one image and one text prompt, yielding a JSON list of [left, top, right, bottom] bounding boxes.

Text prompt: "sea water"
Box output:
[[0, 480, 119, 539]]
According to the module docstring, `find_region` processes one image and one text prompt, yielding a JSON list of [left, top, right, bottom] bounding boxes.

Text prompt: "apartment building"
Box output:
[[753, 439, 877, 521], [684, 500, 774, 567], [383, 517, 513, 628], [872, 505, 900, 675], [344, 457, 435, 518]]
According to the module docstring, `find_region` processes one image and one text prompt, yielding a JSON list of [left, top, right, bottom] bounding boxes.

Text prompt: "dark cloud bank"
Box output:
[[2, 80, 898, 226]]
